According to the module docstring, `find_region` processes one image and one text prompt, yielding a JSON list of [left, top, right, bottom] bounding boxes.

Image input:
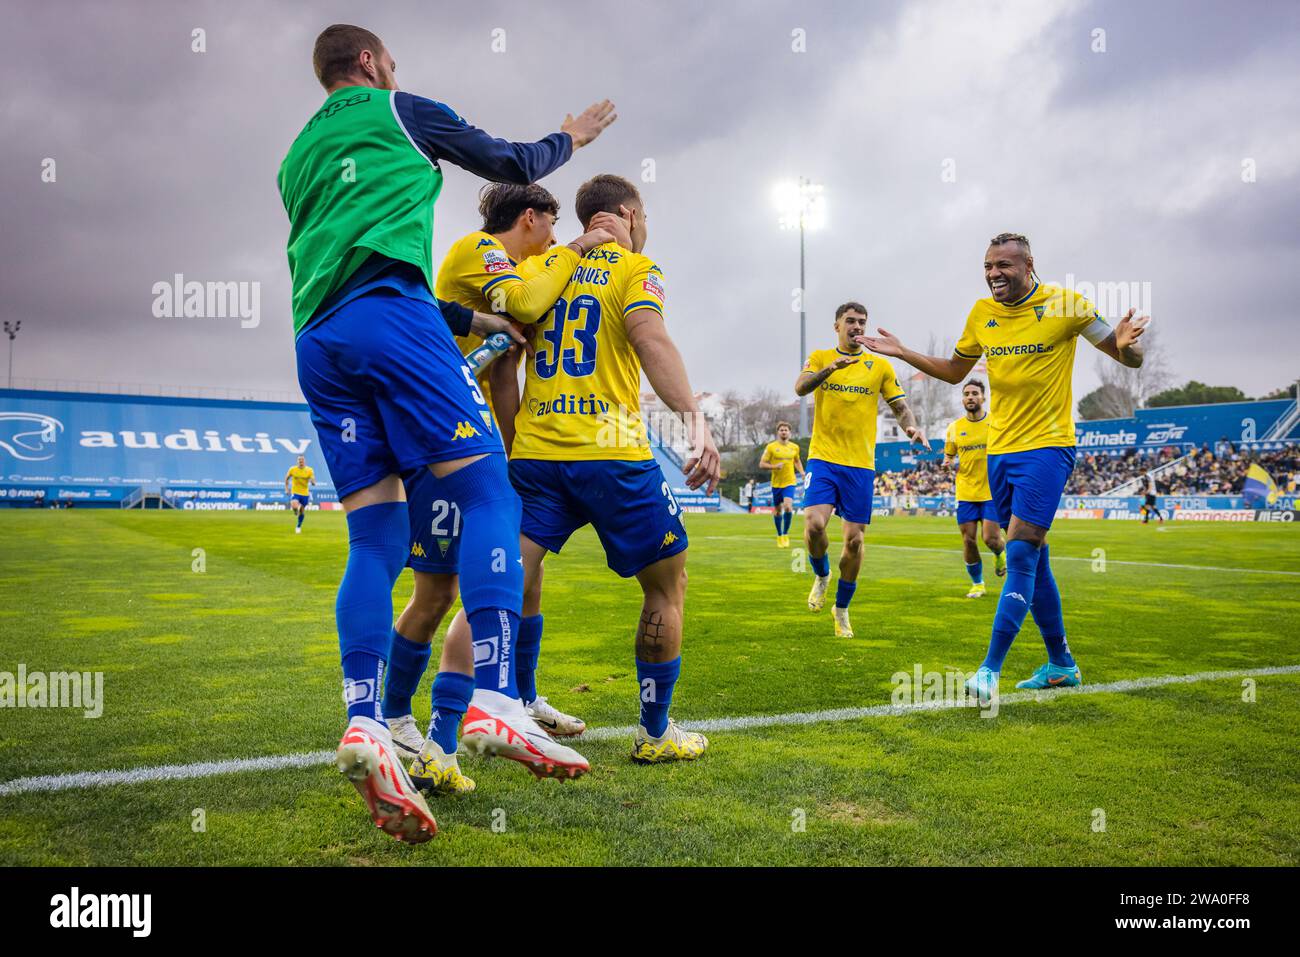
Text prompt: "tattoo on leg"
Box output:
[[635, 609, 667, 658]]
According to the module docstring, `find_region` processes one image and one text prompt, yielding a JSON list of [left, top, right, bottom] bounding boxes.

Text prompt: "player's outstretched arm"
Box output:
[[887, 395, 928, 448], [857, 329, 975, 385], [397, 95, 614, 186], [626, 309, 721, 493], [1092, 309, 1148, 369]]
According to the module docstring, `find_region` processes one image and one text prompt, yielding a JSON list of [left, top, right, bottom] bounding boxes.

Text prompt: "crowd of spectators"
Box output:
[[866, 441, 1300, 500]]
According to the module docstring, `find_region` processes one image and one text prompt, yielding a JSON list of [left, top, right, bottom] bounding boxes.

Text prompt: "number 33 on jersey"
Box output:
[[510, 242, 666, 462]]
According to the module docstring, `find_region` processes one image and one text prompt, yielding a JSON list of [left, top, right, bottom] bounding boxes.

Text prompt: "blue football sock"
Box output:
[[1030, 545, 1074, 667], [981, 538, 1041, 673], [782, 510, 794, 535], [381, 629, 431, 719], [516, 614, 543, 704], [636, 656, 681, 737], [434, 454, 524, 696], [468, 609, 520, 697], [427, 670, 474, 754], [966, 560, 984, 584], [336, 501, 409, 722], [835, 579, 857, 609], [297, 509, 305, 528], [810, 553, 831, 578], [773, 512, 783, 535]]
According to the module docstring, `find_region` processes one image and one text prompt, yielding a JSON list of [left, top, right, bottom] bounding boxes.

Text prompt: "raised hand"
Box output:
[[905, 425, 928, 448], [858, 328, 904, 357], [562, 100, 617, 149], [1114, 309, 1150, 350]]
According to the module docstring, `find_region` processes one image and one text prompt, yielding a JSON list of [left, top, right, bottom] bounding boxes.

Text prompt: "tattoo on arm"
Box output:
[[796, 366, 836, 396], [890, 397, 917, 432]]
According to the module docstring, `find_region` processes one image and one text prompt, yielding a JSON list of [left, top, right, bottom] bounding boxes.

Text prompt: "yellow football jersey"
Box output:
[[434, 231, 580, 415], [954, 282, 1110, 455], [944, 414, 991, 502], [286, 465, 314, 495], [511, 243, 665, 461], [804, 348, 905, 470], [762, 440, 800, 487]]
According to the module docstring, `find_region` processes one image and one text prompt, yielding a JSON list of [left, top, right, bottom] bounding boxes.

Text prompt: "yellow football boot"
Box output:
[[409, 740, 476, 796], [631, 719, 709, 764]]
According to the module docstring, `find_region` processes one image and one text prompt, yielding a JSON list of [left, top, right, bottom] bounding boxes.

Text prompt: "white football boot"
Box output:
[[808, 575, 830, 611], [832, 605, 854, 638], [525, 695, 587, 737], [461, 688, 589, 780], [335, 715, 437, 844], [386, 713, 424, 760]]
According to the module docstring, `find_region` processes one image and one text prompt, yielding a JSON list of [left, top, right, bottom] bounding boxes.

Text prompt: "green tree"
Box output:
[[1146, 381, 1247, 408], [1078, 383, 1136, 420]]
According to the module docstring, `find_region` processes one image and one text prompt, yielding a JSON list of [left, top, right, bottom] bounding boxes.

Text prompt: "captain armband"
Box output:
[[1082, 317, 1111, 345]]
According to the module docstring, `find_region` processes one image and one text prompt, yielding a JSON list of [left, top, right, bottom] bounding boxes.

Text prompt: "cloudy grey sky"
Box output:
[[4, 0, 1298, 407]]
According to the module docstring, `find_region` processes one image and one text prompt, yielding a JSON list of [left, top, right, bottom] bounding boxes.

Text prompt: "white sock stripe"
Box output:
[[2, 665, 1295, 797]]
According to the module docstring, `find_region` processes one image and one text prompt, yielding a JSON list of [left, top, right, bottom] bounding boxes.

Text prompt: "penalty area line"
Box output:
[[2, 665, 1297, 797]]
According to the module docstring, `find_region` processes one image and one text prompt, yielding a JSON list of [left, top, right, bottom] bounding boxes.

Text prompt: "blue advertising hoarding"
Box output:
[[0, 389, 330, 505], [1073, 400, 1292, 451]]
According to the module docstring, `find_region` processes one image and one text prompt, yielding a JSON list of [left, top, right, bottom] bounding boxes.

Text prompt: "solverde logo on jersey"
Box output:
[[983, 342, 1055, 357], [820, 382, 873, 395]]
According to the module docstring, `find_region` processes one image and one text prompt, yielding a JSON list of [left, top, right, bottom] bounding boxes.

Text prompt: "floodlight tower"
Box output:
[[3, 320, 19, 388], [774, 178, 825, 436]]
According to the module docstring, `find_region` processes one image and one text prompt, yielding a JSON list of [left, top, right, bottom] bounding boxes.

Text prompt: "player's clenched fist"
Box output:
[[562, 100, 617, 148]]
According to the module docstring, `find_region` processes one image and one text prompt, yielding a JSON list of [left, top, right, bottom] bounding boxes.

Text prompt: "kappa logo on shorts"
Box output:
[[410, 542, 426, 558], [452, 421, 480, 440], [661, 531, 678, 548]]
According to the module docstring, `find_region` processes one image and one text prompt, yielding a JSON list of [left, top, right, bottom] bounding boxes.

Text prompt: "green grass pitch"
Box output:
[[1, 509, 1297, 866]]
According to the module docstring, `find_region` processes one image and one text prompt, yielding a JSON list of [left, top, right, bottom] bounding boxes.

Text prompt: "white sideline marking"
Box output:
[[2, 666, 1296, 797], [697, 536, 1300, 577]]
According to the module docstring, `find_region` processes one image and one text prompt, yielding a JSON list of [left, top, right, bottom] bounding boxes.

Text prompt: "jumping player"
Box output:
[[278, 23, 614, 842], [943, 380, 1006, 596]]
